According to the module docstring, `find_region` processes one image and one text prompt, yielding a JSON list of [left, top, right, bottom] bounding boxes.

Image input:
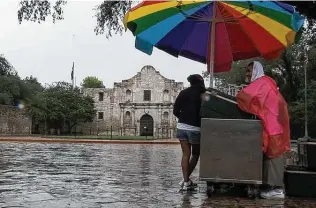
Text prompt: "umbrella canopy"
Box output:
[[124, 1, 305, 86]]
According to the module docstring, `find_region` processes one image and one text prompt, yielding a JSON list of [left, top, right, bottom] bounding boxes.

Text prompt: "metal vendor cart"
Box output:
[[199, 89, 263, 198]]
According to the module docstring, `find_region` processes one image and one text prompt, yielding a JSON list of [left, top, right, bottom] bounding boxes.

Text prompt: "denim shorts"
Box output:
[[176, 129, 201, 144]]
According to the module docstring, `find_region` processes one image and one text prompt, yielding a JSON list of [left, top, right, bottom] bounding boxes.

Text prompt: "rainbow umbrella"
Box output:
[[124, 1, 305, 87]]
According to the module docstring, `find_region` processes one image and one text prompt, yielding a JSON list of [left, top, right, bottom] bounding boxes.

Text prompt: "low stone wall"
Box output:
[[0, 105, 32, 135], [75, 122, 175, 138]]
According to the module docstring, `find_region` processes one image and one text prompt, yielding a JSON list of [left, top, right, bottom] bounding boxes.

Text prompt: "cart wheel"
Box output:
[[206, 183, 215, 197], [246, 186, 259, 199]]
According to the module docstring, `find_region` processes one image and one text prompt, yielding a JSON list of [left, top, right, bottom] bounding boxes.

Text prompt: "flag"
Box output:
[[71, 62, 74, 81]]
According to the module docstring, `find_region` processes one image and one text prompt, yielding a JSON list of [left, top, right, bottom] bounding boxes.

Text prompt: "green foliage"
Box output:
[[288, 81, 316, 125], [28, 82, 96, 132], [0, 56, 43, 105], [23, 76, 44, 94], [0, 55, 17, 76], [1, 56, 95, 134], [0, 93, 12, 105], [0, 76, 21, 105], [18, 0, 66, 23], [215, 60, 250, 86], [81, 76, 104, 88], [288, 80, 316, 138], [93, 1, 132, 38]]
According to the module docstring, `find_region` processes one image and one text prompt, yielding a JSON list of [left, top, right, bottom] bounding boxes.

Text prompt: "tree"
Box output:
[[23, 76, 43, 93], [0, 54, 95, 135], [28, 82, 96, 133], [17, 1, 316, 38], [0, 56, 42, 105], [0, 76, 21, 105], [288, 79, 316, 139], [0, 55, 17, 76], [0, 75, 44, 105], [81, 76, 104, 88]]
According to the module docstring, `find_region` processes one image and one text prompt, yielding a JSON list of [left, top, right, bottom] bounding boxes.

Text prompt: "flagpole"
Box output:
[[72, 34, 76, 89], [71, 62, 75, 89]]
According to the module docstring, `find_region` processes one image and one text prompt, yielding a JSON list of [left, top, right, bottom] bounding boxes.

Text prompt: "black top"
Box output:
[[173, 85, 206, 127]]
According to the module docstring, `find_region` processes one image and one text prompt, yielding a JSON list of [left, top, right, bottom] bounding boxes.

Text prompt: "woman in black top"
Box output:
[[173, 74, 206, 190]]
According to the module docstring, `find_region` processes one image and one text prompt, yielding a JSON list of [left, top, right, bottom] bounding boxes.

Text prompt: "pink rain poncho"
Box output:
[[236, 62, 291, 158]]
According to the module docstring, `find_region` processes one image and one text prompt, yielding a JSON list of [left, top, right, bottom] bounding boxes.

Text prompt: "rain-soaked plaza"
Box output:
[[0, 142, 316, 208]]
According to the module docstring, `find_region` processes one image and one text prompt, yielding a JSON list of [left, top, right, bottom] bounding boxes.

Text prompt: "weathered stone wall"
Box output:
[[82, 66, 184, 137], [0, 105, 32, 135], [114, 65, 183, 104]]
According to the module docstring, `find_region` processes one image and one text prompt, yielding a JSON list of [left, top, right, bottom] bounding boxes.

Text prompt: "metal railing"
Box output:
[[215, 84, 247, 97]]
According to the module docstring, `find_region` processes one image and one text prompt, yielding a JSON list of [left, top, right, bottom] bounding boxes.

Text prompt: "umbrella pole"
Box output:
[[209, 2, 217, 89]]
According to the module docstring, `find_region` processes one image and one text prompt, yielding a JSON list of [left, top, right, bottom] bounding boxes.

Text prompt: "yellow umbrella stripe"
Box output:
[[124, 0, 208, 26], [222, 2, 296, 46]]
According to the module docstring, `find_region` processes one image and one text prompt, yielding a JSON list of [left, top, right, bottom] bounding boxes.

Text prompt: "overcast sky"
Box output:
[[0, 0, 208, 87]]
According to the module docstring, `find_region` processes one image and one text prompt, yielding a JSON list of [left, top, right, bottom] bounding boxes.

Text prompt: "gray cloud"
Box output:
[[0, 0, 207, 88]]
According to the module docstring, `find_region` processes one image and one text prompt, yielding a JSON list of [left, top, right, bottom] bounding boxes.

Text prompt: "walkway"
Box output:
[[0, 136, 180, 144], [0, 142, 314, 207]]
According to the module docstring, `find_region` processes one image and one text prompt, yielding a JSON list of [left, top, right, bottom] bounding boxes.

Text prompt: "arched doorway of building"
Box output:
[[140, 114, 154, 136]]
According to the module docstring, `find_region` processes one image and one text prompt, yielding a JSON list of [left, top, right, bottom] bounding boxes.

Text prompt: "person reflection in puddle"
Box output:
[[173, 74, 206, 191], [237, 61, 290, 199]]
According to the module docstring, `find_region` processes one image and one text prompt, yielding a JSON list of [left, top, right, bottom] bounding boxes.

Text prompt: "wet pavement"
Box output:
[[0, 142, 315, 208]]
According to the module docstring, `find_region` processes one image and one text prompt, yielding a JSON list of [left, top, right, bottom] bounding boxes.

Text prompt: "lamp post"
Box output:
[[44, 108, 47, 136], [297, 48, 310, 167], [303, 48, 310, 140], [44, 83, 49, 136]]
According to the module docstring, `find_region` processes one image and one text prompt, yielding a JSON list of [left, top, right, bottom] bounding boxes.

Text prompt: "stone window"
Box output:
[[124, 111, 132, 126], [98, 92, 104, 101], [163, 112, 169, 120], [143, 90, 151, 101], [163, 89, 169, 102], [162, 112, 169, 124], [98, 112, 104, 120], [126, 90, 132, 101], [126, 90, 131, 96]]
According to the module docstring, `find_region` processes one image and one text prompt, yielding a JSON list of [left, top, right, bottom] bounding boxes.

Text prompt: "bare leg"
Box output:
[[180, 141, 191, 182], [188, 143, 200, 177]]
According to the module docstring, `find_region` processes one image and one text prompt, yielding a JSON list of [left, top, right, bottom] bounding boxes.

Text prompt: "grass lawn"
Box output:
[[42, 135, 156, 140]]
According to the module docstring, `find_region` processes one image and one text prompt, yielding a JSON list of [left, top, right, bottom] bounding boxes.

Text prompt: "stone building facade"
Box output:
[[82, 65, 184, 137], [0, 105, 32, 135]]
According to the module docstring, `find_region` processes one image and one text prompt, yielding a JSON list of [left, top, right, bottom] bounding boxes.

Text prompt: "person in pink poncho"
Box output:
[[236, 61, 290, 200]]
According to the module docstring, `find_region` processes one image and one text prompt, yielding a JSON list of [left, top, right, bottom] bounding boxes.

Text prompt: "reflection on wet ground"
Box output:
[[0, 142, 315, 208]]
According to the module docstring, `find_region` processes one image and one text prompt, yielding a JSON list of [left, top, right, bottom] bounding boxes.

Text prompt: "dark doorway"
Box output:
[[140, 114, 154, 136]]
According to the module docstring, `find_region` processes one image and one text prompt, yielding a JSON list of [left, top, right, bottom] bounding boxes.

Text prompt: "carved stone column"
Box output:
[[169, 105, 173, 125], [120, 107, 124, 128], [132, 105, 135, 127], [169, 105, 173, 138], [158, 104, 162, 127]]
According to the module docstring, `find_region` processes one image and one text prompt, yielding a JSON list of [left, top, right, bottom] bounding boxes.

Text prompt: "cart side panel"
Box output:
[[200, 118, 263, 183]]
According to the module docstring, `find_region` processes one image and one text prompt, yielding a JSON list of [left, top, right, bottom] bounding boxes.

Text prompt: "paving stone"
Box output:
[[0, 142, 315, 207]]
